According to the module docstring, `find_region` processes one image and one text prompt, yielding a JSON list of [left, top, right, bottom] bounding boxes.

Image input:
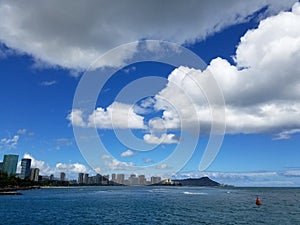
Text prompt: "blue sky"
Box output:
[[0, 1, 300, 186]]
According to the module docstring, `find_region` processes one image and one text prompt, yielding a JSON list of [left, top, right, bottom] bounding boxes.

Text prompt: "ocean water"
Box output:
[[1, 186, 300, 225]]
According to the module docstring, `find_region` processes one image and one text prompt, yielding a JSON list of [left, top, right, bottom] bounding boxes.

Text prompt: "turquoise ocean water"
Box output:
[[1, 186, 300, 224]]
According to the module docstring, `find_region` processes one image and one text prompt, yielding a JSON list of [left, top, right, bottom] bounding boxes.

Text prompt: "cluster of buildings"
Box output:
[[77, 173, 162, 186], [111, 173, 162, 185], [0, 154, 39, 181], [0, 154, 165, 186]]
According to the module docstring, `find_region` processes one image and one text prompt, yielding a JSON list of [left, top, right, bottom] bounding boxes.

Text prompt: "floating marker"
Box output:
[[256, 197, 262, 206]]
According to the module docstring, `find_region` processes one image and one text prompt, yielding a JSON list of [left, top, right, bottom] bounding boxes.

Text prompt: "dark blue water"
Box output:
[[1, 186, 299, 224]]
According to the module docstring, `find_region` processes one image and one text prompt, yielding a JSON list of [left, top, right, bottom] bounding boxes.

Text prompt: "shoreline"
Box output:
[[0, 186, 40, 193]]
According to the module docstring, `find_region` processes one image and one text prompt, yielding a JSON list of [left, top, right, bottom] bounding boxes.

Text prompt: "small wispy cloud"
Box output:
[[120, 149, 134, 157], [17, 129, 27, 134], [273, 129, 300, 140], [56, 138, 73, 150], [17, 128, 34, 136], [101, 154, 111, 159], [56, 138, 73, 146], [0, 135, 19, 149], [143, 133, 178, 144], [123, 66, 136, 74], [144, 158, 153, 163], [155, 163, 168, 169], [40, 80, 57, 86], [279, 170, 300, 177]]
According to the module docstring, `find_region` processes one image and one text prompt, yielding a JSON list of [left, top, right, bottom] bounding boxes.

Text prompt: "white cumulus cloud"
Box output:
[[151, 3, 300, 136], [86, 102, 145, 129], [22, 153, 51, 175], [55, 162, 89, 174], [104, 159, 135, 171], [67, 109, 86, 127], [21, 153, 93, 177], [67, 3, 300, 141]]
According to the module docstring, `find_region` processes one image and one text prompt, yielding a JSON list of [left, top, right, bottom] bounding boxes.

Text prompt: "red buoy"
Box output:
[[256, 197, 262, 206]]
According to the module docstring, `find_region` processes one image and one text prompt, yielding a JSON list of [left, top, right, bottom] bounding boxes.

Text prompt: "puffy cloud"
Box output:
[[23, 153, 51, 175], [55, 162, 89, 174], [0, 0, 295, 69], [151, 66, 212, 132], [104, 159, 135, 171], [143, 133, 178, 144], [133, 97, 156, 115], [88, 102, 145, 129], [67, 109, 86, 127], [68, 3, 300, 139], [22, 153, 93, 177], [150, 3, 300, 136], [120, 149, 134, 157]]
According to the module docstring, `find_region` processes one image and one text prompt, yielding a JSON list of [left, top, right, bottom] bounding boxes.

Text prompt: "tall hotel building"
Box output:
[[2, 154, 18, 176]]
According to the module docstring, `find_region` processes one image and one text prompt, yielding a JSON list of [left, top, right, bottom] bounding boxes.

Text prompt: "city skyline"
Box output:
[[0, 153, 165, 186], [1, 1, 300, 186]]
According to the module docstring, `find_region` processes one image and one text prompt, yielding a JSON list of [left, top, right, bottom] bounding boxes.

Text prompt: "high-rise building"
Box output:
[[111, 173, 116, 182], [95, 174, 101, 184], [20, 158, 31, 179], [117, 174, 125, 184], [30, 168, 39, 182], [2, 154, 18, 176], [0, 162, 3, 172], [101, 175, 109, 185], [138, 175, 147, 185], [84, 173, 89, 184], [60, 172, 66, 181], [78, 173, 84, 184], [151, 176, 161, 184], [129, 174, 139, 185]]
